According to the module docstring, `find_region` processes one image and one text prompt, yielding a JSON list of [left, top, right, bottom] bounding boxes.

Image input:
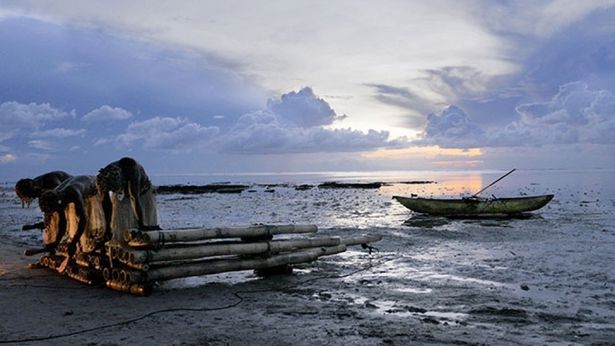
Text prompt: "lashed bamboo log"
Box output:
[[102, 267, 111, 281], [340, 234, 383, 246], [126, 237, 342, 264], [66, 266, 94, 285], [132, 245, 346, 282], [40, 254, 64, 270], [125, 224, 318, 247], [106, 280, 151, 296]]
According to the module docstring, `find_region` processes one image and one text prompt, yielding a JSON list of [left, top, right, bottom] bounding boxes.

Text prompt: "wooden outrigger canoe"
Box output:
[[393, 194, 554, 216]]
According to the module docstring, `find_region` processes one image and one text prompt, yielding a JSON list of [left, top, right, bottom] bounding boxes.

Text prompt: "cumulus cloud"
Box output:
[[266, 87, 343, 128], [0, 102, 74, 148], [415, 105, 485, 148], [113, 116, 219, 152], [0, 101, 72, 131], [417, 82, 615, 148], [222, 111, 399, 154], [82, 105, 133, 121], [220, 88, 406, 154], [514, 82, 615, 145]]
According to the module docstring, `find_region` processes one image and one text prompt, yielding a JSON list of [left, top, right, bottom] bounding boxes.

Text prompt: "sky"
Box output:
[[1, 0, 615, 179]]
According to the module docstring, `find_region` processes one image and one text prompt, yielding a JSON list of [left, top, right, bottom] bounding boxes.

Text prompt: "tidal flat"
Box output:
[[1, 169, 614, 345]]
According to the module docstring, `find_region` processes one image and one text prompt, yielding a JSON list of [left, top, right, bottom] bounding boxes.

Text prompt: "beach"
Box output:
[[1, 169, 614, 345]]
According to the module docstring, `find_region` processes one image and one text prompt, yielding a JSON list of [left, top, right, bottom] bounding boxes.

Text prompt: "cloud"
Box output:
[[82, 105, 133, 121], [417, 82, 615, 148], [514, 82, 615, 145], [415, 105, 485, 148], [266, 87, 343, 128], [0, 101, 74, 144], [103, 88, 406, 155], [477, 0, 615, 39], [517, 8, 615, 97], [0, 17, 265, 130], [409, 5, 615, 147], [366, 83, 441, 129], [0, 153, 16, 164], [220, 88, 407, 154], [113, 116, 219, 152], [0, 101, 72, 130], [367, 84, 431, 110], [28, 140, 56, 151], [32, 128, 86, 138], [222, 114, 400, 154]]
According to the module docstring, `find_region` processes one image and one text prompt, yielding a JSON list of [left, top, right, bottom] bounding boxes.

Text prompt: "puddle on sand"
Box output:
[[418, 272, 507, 287], [159, 271, 259, 289], [370, 299, 469, 321], [393, 287, 433, 294]]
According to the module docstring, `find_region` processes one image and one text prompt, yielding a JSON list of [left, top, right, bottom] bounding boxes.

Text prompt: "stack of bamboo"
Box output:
[[42, 224, 381, 296]]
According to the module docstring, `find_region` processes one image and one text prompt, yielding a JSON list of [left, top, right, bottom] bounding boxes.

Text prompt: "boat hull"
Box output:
[[393, 195, 554, 216]]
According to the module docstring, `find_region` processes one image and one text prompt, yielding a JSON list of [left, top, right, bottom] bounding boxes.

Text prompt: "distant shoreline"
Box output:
[[156, 181, 436, 194]]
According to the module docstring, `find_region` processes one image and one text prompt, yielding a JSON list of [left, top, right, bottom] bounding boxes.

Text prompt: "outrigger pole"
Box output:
[[471, 168, 516, 198]]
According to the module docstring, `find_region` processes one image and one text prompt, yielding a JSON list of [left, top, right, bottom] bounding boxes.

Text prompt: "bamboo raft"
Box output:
[[34, 224, 381, 296]]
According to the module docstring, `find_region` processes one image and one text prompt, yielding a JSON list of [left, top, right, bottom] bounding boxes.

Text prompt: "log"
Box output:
[[66, 265, 94, 285], [126, 237, 342, 264], [133, 245, 346, 282], [106, 280, 152, 296], [22, 221, 45, 231], [125, 224, 318, 247], [340, 234, 383, 246], [40, 254, 64, 270], [24, 248, 48, 256]]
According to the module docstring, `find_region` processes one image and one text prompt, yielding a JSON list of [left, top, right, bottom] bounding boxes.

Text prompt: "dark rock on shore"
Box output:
[[156, 184, 249, 194], [318, 182, 388, 189], [398, 181, 435, 185]]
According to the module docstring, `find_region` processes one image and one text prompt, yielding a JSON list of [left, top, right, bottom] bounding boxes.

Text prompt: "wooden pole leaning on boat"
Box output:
[[124, 224, 318, 247], [471, 168, 516, 198], [134, 245, 347, 283]]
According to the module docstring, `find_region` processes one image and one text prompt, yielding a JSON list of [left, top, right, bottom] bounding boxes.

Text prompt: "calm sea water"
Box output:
[[144, 169, 615, 228]]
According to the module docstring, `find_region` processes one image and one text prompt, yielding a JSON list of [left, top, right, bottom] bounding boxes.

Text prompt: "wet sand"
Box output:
[[1, 170, 614, 345]]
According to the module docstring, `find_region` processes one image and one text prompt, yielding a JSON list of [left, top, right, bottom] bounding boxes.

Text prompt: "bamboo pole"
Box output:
[[66, 266, 94, 285], [126, 237, 342, 264], [40, 254, 64, 270], [134, 245, 346, 282], [106, 280, 152, 296], [319, 244, 347, 257], [340, 234, 383, 246], [125, 224, 318, 247]]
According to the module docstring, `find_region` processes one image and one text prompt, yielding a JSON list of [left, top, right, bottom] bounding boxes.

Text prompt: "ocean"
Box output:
[[1, 168, 614, 343]]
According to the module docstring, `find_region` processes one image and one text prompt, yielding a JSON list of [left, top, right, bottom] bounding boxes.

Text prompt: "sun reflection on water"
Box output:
[[380, 173, 484, 198]]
